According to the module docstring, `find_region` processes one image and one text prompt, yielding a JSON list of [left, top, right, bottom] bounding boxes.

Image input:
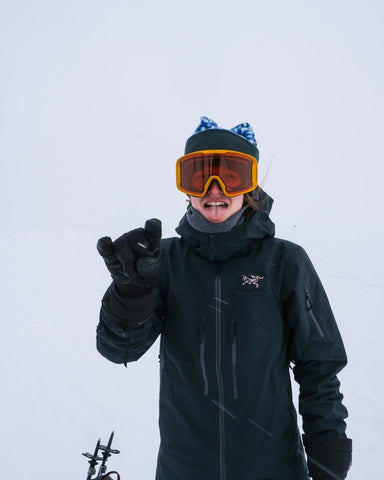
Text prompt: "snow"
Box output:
[[1, 1, 383, 478]]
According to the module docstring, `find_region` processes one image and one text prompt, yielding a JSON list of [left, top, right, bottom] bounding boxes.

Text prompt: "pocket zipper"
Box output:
[[230, 318, 238, 399], [305, 288, 325, 338], [199, 319, 209, 395]]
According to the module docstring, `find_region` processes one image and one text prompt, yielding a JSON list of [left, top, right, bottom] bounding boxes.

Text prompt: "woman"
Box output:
[[96, 117, 352, 480]]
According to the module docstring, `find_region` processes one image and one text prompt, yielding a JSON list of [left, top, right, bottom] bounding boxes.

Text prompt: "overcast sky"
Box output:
[[1, 0, 383, 239]]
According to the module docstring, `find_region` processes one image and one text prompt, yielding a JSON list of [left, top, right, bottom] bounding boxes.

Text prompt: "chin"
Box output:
[[204, 213, 229, 223]]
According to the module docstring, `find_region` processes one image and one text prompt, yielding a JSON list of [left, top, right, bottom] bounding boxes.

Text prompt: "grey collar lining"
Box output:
[[186, 204, 249, 233]]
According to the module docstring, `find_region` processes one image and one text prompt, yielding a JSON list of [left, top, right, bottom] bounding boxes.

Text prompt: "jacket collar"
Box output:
[[175, 189, 275, 261]]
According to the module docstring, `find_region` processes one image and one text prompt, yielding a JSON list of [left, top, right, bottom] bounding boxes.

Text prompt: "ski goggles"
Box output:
[[176, 149, 258, 197]]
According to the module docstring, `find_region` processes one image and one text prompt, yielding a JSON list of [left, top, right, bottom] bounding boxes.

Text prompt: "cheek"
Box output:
[[232, 195, 244, 210], [190, 196, 200, 209]]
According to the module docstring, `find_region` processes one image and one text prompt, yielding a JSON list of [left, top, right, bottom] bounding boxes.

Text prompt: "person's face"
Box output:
[[190, 180, 244, 223]]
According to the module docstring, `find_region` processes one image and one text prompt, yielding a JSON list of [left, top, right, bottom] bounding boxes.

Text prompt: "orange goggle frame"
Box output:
[[176, 149, 258, 197]]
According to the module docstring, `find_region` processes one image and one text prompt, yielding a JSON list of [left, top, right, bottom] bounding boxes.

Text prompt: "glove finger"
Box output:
[[144, 218, 162, 254], [97, 236, 121, 270], [136, 256, 160, 279], [97, 236, 114, 258], [113, 233, 137, 274], [126, 228, 154, 257]]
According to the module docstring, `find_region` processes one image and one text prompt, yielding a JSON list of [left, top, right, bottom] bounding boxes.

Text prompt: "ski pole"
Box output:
[[97, 431, 120, 478], [82, 438, 103, 480]]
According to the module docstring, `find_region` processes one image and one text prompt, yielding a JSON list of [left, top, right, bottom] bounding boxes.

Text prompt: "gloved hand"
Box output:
[[97, 218, 162, 295], [303, 434, 352, 480]]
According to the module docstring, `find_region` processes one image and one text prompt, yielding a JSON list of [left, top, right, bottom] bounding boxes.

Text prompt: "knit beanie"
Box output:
[[184, 116, 259, 161]]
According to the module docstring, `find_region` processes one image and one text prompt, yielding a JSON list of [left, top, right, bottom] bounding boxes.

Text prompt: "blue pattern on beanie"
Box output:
[[230, 122, 257, 147], [194, 116, 219, 133], [194, 116, 257, 147]]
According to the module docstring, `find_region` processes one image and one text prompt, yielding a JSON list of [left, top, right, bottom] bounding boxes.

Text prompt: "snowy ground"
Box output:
[[1, 222, 383, 479]]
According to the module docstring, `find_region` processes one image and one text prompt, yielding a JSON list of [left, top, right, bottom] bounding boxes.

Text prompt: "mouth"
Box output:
[[204, 201, 228, 209]]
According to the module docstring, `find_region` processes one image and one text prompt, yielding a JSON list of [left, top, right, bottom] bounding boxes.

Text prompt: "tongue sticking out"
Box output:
[[205, 202, 228, 222]]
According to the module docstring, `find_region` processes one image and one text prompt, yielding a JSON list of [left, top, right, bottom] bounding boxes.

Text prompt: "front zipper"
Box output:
[[305, 288, 325, 338], [215, 262, 226, 480], [210, 233, 218, 260]]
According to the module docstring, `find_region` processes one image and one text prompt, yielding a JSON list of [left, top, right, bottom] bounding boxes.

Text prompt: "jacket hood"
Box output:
[[175, 189, 275, 261]]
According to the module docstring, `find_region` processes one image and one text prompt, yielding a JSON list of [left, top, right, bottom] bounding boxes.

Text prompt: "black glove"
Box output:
[[303, 434, 352, 480], [97, 218, 162, 295]]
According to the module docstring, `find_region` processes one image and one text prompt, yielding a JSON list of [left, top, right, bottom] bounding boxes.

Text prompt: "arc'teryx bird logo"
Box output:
[[242, 274, 264, 288]]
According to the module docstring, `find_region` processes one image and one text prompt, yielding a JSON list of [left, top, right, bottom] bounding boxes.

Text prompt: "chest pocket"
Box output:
[[228, 290, 283, 352]]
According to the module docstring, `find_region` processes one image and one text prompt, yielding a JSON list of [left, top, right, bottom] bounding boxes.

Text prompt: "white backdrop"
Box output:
[[1, 1, 383, 478]]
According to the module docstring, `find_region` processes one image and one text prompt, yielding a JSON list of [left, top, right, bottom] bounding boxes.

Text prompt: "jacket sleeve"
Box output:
[[282, 243, 349, 436], [96, 282, 163, 365]]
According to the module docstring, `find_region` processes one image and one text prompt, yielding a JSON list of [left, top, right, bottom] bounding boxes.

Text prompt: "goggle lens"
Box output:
[[176, 150, 257, 196]]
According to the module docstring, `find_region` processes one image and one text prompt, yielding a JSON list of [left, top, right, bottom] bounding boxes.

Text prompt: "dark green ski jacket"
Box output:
[[97, 193, 348, 480]]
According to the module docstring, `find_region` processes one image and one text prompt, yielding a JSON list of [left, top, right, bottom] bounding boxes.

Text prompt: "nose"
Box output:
[[207, 180, 223, 195]]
